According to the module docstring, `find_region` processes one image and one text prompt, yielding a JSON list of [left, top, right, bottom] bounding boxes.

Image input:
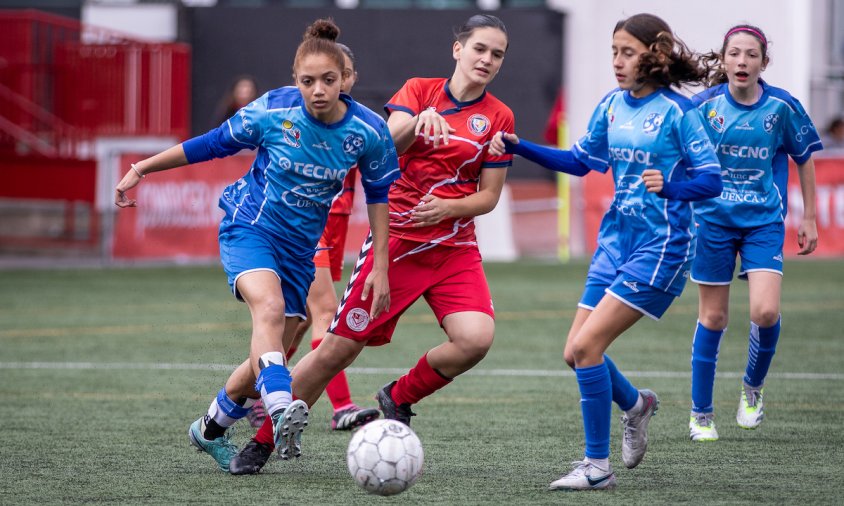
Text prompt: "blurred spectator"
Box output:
[[215, 75, 259, 126], [822, 116, 844, 150]]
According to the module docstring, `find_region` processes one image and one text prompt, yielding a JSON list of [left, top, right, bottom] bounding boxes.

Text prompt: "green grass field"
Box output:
[[2, 259, 843, 504]]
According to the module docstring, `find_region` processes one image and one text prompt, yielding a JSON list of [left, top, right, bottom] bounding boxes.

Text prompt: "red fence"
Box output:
[[0, 9, 190, 158]]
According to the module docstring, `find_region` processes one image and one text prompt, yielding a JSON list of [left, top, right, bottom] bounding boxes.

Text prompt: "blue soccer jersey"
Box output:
[[692, 80, 822, 228], [574, 88, 721, 294], [183, 87, 400, 260]]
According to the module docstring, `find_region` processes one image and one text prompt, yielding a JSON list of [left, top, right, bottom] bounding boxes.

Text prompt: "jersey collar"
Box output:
[[724, 79, 770, 111], [442, 79, 486, 113], [622, 87, 663, 108]]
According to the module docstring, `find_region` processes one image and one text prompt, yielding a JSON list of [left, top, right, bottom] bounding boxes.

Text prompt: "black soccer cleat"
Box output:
[[376, 381, 416, 426], [229, 439, 273, 475]]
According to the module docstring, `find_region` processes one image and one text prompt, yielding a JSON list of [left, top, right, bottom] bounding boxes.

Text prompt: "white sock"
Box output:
[[626, 393, 644, 416], [585, 457, 610, 471]]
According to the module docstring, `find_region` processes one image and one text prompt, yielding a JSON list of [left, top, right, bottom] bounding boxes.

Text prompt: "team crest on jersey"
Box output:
[[467, 114, 491, 136], [281, 119, 301, 148], [763, 113, 780, 133], [708, 110, 725, 133], [346, 307, 370, 332], [343, 134, 365, 156], [642, 113, 663, 134]]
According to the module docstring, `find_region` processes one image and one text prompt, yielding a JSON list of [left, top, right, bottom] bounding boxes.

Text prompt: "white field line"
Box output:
[[0, 362, 842, 381]]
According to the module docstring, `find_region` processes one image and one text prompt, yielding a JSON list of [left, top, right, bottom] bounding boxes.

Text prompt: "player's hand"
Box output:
[[489, 131, 519, 157], [642, 169, 664, 194], [415, 107, 455, 148], [797, 218, 818, 255], [411, 194, 452, 227], [115, 165, 144, 207], [361, 266, 390, 320]]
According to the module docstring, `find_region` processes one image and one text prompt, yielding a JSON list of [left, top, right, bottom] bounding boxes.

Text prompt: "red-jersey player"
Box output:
[[230, 14, 514, 475]]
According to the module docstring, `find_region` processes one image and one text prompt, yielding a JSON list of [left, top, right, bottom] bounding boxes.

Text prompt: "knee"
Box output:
[[699, 309, 728, 331], [569, 336, 600, 366], [562, 349, 575, 369], [751, 307, 780, 328], [253, 297, 287, 326], [454, 330, 494, 363]]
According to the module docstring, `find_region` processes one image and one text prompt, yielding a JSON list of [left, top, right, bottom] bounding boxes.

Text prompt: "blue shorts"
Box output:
[[579, 272, 677, 320], [218, 221, 314, 319], [691, 220, 784, 285]]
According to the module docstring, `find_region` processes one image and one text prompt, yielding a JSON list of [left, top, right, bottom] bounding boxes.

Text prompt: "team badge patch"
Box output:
[[763, 113, 779, 133], [708, 110, 725, 133], [281, 119, 301, 148], [343, 134, 365, 156], [467, 114, 490, 136], [642, 113, 663, 134], [346, 307, 370, 332]]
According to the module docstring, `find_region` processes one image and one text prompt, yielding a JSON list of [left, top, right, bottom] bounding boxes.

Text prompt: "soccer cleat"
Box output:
[[331, 405, 380, 431], [246, 399, 267, 429], [689, 412, 719, 441], [737, 382, 765, 429], [271, 399, 309, 460], [620, 389, 659, 469], [188, 418, 238, 472], [229, 439, 273, 475], [549, 461, 617, 491], [376, 381, 416, 426]]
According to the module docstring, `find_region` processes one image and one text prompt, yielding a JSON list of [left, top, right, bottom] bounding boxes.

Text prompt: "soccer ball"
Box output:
[[346, 419, 424, 496]]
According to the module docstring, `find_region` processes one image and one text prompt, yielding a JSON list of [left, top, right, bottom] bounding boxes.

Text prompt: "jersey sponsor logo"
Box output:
[[794, 124, 815, 143], [343, 134, 365, 156], [467, 114, 491, 136], [763, 113, 779, 133], [346, 307, 370, 331], [722, 167, 765, 185], [642, 113, 663, 134], [618, 120, 634, 130], [708, 110, 725, 133], [278, 156, 292, 170], [616, 174, 644, 195], [281, 119, 301, 148], [614, 199, 646, 218], [312, 140, 331, 150], [735, 120, 754, 131], [718, 144, 770, 159], [608, 147, 653, 164], [292, 161, 348, 181], [719, 190, 767, 203], [281, 182, 333, 208], [687, 139, 712, 154], [773, 254, 783, 262]]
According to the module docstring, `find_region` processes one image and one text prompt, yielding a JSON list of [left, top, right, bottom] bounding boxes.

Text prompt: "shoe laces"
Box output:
[[742, 385, 762, 408], [693, 412, 713, 428]]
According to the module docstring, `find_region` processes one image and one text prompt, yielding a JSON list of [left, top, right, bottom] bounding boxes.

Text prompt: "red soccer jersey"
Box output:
[[328, 165, 357, 216], [384, 78, 514, 247]]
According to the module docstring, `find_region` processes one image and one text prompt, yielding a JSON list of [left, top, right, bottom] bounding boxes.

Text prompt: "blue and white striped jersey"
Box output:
[[692, 80, 822, 228], [183, 86, 400, 259], [574, 87, 721, 294]]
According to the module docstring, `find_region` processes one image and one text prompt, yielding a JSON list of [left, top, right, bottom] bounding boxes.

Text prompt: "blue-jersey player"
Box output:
[[686, 24, 822, 442], [490, 13, 722, 491], [114, 19, 399, 472]]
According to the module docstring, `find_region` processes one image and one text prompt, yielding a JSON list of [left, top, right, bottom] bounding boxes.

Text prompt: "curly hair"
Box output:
[[614, 13, 709, 89]]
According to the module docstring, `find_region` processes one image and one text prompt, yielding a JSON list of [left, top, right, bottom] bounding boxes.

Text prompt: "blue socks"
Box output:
[[604, 354, 639, 412], [256, 351, 293, 417], [744, 316, 780, 388], [575, 363, 612, 459], [691, 321, 725, 414]]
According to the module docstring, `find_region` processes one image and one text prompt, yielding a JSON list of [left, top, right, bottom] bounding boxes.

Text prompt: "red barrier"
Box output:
[[582, 158, 844, 258], [112, 154, 251, 260]]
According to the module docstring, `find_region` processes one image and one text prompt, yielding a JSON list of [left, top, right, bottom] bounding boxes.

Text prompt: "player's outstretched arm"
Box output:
[[115, 144, 189, 207]]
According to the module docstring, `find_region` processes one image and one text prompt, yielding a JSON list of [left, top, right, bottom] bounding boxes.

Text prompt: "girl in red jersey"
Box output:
[[231, 13, 514, 475]]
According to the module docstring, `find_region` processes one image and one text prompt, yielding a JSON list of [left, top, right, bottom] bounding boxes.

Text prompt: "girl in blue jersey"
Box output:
[[490, 13, 721, 490], [687, 25, 821, 442], [114, 19, 399, 472]]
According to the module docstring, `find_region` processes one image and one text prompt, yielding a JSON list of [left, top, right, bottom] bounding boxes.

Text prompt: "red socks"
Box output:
[[391, 354, 452, 406]]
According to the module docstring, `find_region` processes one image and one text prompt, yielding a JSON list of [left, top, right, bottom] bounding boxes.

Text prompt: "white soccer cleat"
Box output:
[[689, 412, 719, 441], [737, 382, 764, 429], [621, 389, 659, 469], [549, 461, 616, 491]]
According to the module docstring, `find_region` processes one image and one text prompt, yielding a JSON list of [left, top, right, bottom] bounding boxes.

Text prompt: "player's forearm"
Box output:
[[387, 113, 419, 155], [446, 187, 503, 218], [796, 159, 818, 220], [132, 144, 189, 176], [367, 203, 390, 271]]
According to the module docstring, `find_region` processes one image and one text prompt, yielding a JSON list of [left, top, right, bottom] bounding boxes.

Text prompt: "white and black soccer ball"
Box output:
[[346, 419, 424, 496]]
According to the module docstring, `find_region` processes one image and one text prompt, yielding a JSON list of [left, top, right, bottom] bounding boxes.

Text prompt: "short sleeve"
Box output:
[[384, 79, 423, 117]]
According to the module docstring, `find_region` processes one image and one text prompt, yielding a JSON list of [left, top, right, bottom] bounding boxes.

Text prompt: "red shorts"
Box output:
[[313, 213, 351, 282], [329, 236, 494, 346]]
